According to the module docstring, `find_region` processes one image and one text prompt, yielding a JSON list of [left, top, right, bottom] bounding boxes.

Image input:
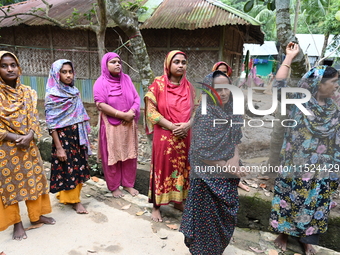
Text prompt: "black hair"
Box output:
[[322, 66, 338, 80], [62, 62, 73, 69], [212, 70, 232, 88]]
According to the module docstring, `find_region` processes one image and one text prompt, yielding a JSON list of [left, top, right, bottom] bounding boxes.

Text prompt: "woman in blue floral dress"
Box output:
[[269, 42, 340, 255]]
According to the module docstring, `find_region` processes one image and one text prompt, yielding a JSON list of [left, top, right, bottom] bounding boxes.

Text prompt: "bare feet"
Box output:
[[123, 187, 139, 196], [31, 215, 56, 225], [151, 206, 162, 222], [274, 233, 288, 251], [174, 203, 184, 212], [112, 189, 124, 198], [12, 221, 27, 241], [300, 242, 317, 255], [238, 181, 250, 192], [72, 202, 88, 214]]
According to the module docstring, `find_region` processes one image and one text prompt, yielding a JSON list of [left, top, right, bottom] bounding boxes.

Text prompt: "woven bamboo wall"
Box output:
[[0, 24, 245, 101], [0, 25, 132, 80]]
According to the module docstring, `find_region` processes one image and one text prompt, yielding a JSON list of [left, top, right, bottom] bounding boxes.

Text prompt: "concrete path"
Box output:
[[1, 178, 339, 255]]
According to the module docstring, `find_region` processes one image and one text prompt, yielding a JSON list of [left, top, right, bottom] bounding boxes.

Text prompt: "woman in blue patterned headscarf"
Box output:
[[180, 70, 245, 255], [45, 59, 91, 214], [269, 42, 340, 255]]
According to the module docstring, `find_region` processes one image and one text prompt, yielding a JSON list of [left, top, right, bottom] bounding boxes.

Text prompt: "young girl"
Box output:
[[45, 59, 91, 214]]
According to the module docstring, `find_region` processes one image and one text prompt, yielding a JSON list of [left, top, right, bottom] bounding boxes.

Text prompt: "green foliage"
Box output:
[[66, 8, 80, 25], [296, 0, 340, 37], [244, 0, 254, 12], [64, 6, 97, 26], [120, 0, 147, 13], [0, 0, 25, 6], [83, 3, 97, 24], [241, 0, 276, 13], [222, 0, 340, 42], [220, 0, 247, 11], [221, 0, 276, 40]]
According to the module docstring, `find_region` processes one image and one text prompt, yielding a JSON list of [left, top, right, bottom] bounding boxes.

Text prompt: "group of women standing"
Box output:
[[144, 50, 246, 254], [0, 51, 141, 241], [47, 51, 141, 210], [1, 43, 339, 255], [145, 45, 339, 255]]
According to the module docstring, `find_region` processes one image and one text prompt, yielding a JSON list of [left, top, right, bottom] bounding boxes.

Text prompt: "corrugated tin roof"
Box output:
[[0, 0, 108, 27], [140, 0, 262, 29], [0, 0, 263, 43]]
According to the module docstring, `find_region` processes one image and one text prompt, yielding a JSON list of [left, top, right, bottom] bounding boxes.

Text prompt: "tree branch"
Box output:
[[0, 11, 97, 30], [96, 0, 107, 32], [41, 0, 51, 16]]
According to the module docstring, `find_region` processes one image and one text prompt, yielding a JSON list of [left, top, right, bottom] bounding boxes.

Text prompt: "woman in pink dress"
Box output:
[[93, 52, 140, 198]]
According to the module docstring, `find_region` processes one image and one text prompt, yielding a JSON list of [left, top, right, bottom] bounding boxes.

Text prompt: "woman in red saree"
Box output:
[[144, 50, 195, 222]]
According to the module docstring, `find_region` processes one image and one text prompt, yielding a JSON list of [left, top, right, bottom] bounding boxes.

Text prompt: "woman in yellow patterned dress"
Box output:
[[0, 51, 55, 241], [144, 50, 195, 222]]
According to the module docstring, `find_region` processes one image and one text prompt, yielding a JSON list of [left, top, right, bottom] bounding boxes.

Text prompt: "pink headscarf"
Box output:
[[93, 52, 140, 125]]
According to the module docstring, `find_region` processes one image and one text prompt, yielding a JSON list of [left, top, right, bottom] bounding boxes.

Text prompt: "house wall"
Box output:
[[0, 25, 246, 104]]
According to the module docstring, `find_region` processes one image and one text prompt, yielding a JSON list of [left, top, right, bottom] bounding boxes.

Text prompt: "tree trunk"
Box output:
[[106, 0, 155, 156], [293, 0, 300, 34], [267, 0, 308, 168], [95, 28, 106, 62], [319, 32, 329, 66], [106, 0, 154, 91], [276, 0, 306, 83], [95, 0, 107, 62]]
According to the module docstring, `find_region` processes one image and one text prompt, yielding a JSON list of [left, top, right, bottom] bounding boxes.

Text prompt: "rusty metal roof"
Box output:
[[0, 0, 263, 43], [141, 0, 261, 29], [0, 0, 104, 27]]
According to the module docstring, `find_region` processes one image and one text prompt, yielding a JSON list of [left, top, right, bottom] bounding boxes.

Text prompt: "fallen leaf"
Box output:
[[264, 191, 271, 197], [91, 176, 99, 182], [121, 203, 131, 210], [249, 246, 264, 253], [157, 228, 168, 239], [250, 183, 258, 188], [85, 194, 91, 197], [268, 250, 278, 255], [259, 183, 267, 189], [166, 224, 178, 230], [24, 223, 44, 231], [136, 211, 145, 216], [87, 250, 97, 254], [244, 179, 256, 185]]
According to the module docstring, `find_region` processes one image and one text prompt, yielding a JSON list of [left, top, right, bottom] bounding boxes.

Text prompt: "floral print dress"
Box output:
[[49, 124, 90, 193], [269, 66, 340, 241]]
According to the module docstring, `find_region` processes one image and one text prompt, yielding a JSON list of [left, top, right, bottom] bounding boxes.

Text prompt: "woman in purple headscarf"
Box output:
[[45, 59, 91, 214], [93, 52, 140, 198]]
